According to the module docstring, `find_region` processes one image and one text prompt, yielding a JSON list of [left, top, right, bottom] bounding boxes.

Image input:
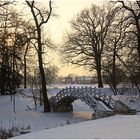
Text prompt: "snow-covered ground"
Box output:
[[13, 114, 140, 139], [0, 85, 140, 139], [0, 95, 91, 132]]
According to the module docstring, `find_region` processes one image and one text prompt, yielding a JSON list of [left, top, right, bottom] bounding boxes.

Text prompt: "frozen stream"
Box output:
[[72, 99, 94, 120]]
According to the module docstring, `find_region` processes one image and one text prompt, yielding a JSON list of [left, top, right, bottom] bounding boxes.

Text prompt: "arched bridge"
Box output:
[[49, 86, 136, 115], [50, 87, 114, 112]]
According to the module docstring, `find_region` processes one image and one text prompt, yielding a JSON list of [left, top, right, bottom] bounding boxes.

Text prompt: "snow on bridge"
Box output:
[[49, 86, 136, 116]]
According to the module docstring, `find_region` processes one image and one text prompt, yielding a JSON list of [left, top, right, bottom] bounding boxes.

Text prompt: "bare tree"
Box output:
[[45, 65, 59, 85], [26, 0, 52, 112], [62, 4, 119, 87], [0, 3, 32, 112], [0, 1, 15, 95], [103, 9, 131, 94], [116, 34, 140, 94], [21, 22, 36, 89], [0, 1, 15, 8], [117, 1, 140, 62]]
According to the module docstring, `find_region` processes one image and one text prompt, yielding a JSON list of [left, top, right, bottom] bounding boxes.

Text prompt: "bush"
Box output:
[[0, 119, 31, 139]]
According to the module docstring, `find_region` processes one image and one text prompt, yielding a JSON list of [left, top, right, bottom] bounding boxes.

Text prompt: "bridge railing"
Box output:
[[49, 86, 117, 112]]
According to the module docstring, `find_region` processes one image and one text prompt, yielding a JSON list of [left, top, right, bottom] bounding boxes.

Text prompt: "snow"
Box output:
[[112, 95, 140, 112], [97, 101, 113, 111], [0, 85, 140, 139], [13, 114, 140, 139], [0, 95, 90, 132]]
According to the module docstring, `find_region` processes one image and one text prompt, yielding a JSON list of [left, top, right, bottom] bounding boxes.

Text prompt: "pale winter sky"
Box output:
[[25, 0, 104, 76]]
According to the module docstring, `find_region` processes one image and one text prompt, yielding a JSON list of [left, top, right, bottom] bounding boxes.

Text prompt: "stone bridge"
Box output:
[[49, 86, 136, 118]]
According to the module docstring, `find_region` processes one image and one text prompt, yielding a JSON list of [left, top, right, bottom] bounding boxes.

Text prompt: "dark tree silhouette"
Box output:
[[117, 1, 140, 62], [103, 9, 131, 94], [62, 5, 119, 87], [26, 0, 52, 112]]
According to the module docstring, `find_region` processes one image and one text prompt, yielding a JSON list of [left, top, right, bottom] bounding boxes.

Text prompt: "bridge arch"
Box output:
[[49, 86, 115, 112]]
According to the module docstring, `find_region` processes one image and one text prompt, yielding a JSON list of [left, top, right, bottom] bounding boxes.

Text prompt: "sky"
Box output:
[[23, 0, 104, 77], [43, 0, 104, 77]]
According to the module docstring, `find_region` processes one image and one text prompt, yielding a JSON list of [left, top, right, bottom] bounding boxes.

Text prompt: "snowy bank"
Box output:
[[13, 114, 140, 139]]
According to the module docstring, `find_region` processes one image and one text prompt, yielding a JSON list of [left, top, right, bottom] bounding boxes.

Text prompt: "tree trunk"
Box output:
[[135, 18, 140, 62], [96, 65, 103, 88], [24, 56, 27, 89], [38, 30, 50, 112], [23, 44, 29, 89], [38, 51, 50, 112], [112, 48, 117, 95], [137, 33, 140, 62]]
